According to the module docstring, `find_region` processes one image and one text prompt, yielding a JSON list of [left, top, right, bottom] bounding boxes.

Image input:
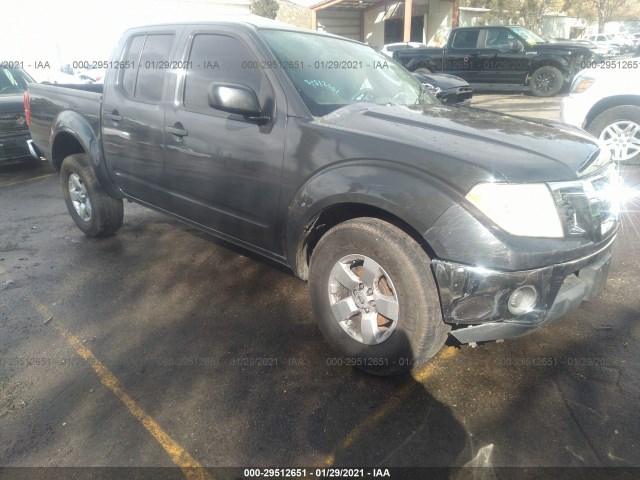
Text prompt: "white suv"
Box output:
[[561, 61, 640, 162]]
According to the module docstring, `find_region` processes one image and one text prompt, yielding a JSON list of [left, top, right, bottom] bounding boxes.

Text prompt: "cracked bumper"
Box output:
[[432, 234, 616, 344]]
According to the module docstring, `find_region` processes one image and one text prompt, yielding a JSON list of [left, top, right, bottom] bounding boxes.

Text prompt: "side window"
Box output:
[[183, 34, 264, 111], [121, 35, 145, 97], [484, 29, 517, 49], [451, 30, 479, 49], [136, 34, 175, 103], [120, 34, 174, 103]]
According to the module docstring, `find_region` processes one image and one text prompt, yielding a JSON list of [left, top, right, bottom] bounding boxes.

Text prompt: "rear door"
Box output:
[[445, 29, 481, 82], [162, 27, 287, 251], [102, 27, 183, 202]]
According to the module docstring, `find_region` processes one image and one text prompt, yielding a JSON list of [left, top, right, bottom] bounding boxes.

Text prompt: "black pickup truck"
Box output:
[[393, 25, 597, 97], [26, 18, 619, 375]]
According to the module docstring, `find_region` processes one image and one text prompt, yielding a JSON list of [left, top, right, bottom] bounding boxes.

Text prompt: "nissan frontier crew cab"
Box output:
[[25, 17, 619, 375]]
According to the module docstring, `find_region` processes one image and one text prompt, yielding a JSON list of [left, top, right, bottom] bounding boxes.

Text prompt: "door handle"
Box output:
[[166, 125, 188, 137], [104, 111, 122, 122]]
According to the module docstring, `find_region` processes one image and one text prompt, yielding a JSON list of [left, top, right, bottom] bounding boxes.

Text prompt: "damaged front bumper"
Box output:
[[432, 234, 616, 344]]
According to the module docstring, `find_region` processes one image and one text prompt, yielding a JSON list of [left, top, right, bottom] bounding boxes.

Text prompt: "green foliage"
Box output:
[[252, 0, 280, 19]]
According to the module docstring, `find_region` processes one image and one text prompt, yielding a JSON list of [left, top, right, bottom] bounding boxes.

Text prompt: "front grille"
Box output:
[[549, 164, 620, 241]]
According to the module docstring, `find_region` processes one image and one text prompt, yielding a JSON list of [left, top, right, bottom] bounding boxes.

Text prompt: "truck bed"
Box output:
[[27, 83, 103, 161]]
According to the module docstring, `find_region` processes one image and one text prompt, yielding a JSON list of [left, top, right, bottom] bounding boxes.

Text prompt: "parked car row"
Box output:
[[586, 33, 639, 56]]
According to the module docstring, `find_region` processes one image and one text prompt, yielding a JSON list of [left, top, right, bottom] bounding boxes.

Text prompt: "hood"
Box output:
[[528, 42, 593, 54], [412, 72, 470, 90], [318, 103, 600, 187]]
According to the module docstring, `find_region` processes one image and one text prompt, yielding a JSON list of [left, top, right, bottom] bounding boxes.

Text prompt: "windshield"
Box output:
[[509, 26, 547, 45], [259, 29, 436, 116]]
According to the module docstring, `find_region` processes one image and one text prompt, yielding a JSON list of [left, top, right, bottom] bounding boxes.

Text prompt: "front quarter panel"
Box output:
[[283, 161, 461, 276]]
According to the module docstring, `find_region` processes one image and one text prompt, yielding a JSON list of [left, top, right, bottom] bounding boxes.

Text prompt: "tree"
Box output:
[[464, 0, 633, 32], [251, 0, 280, 19], [584, 0, 631, 32], [461, 0, 563, 30]]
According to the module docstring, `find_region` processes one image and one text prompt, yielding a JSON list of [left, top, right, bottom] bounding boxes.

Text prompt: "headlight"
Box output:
[[466, 183, 564, 238]]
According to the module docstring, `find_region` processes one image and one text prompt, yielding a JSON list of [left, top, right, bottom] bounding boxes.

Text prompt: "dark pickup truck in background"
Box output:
[[393, 25, 597, 97], [26, 17, 619, 375]]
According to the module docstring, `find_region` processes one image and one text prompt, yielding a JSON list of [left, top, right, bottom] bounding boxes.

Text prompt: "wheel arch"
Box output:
[[406, 55, 437, 72], [50, 111, 123, 198], [584, 96, 640, 130], [528, 56, 569, 80], [294, 203, 438, 281]]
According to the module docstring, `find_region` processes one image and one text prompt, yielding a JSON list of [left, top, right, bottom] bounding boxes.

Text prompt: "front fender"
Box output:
[[284, 161, 461, 275], [51, 111, 122, 198]]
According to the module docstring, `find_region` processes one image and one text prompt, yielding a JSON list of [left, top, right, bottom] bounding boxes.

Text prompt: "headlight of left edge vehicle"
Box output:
[[466, 183, 564, 238]]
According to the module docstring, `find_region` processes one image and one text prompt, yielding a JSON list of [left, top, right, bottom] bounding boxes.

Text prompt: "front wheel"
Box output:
[[60, 153, 124, 237], [308, 218, 449, 376], [529, 65, 564, 97], [586, 105, 640, 163]]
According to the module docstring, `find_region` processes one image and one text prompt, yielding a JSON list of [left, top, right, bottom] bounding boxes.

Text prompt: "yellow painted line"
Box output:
[[29, 299, 213, 480], [323, 346, 458, 466], [0, 173, 56, 188]]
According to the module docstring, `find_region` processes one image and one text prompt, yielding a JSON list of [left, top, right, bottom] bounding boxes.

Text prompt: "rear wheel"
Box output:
[[308, 218, 449, 376], [60, 153, 123, 237], [587, 106, 640, 163], [530, 65, 564, 97]]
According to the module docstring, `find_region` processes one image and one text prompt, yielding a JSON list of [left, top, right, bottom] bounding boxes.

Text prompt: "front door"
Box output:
[[163, 30, 286, 251], [445, 28, 481, 82]]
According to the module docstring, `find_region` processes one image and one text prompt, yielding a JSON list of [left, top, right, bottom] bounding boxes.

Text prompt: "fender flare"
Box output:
[[405, 55, 438, 72], [50, 110, 122, 198]]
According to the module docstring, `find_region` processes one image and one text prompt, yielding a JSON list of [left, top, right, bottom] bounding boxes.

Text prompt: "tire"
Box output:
[[529, 65, 564, 97], [414, 67, 432, 74], [60, 153, 123, 237], [586, 105, 640, 163], [308, 218, 449, 376]]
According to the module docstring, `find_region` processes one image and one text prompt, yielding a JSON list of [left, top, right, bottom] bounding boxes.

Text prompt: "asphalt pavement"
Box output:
[[0, 93, 639, 479]]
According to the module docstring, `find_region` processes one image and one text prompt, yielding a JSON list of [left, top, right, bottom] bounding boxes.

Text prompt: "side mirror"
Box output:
[[511, 40, 524, 52], [207, 83, 270, 124]]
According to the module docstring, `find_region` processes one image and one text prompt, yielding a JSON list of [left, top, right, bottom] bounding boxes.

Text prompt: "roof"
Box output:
[[132, 14, 310, 31]]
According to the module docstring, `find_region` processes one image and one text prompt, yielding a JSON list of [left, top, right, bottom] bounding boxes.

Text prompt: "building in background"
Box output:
[[307, 0, 454, 49], [540, 14, 586, 40]]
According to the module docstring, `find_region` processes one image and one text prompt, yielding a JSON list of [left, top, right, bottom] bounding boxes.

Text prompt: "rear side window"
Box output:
[[120, 33, 174, 103], [121, 35, 145, 97], [183, 34, 264, 110], [451, 30, 479, 49]]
